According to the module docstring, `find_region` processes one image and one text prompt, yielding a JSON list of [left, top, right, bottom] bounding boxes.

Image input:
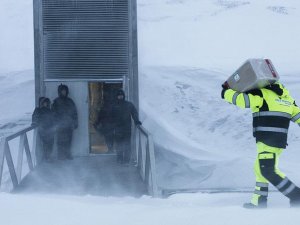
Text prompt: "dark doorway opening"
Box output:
[[88, 82, 122, 154]]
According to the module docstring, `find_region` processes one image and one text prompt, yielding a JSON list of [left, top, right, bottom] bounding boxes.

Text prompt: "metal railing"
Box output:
[[135, 125, 160, 197], [0, 125, 37, 190], [0, 123, 159, 196]]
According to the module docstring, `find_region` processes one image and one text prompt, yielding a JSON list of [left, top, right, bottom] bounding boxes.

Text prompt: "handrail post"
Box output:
[[137, 130, 142, 172], [141, 135, 146, 178], [145, 140, 151, 194], [148, 135, 159, 197], [135, 125, 160, 197], [0, 138, 6, 187], [0, 125, 36, 191], [32, 128, 38, 167], [16, 134, 25, 182], [4, 142, 18, 188], [134, 125, 139, 165], [24, 133, 34, 171]]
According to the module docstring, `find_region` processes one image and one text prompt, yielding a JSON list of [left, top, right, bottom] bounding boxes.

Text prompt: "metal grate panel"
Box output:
[[42, 0, 129, 80]]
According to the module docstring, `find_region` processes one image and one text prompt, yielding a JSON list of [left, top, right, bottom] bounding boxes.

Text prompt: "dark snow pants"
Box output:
[[40, 132, 54, 160], [115, 134, 131, 163], [103, 129, 114, 152], [57, 127, 73, 159]]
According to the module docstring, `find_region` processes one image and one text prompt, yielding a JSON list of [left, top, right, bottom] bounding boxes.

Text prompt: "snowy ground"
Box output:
[[1, 0, 300, 224], [1, 192, 299, 225]]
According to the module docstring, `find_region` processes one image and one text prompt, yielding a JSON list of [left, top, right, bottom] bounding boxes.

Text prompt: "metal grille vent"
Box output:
[[42, 0, 129, 80]]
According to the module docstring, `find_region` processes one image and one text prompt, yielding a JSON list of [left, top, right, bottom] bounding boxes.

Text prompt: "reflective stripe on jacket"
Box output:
[[223, 83, 300, 148]]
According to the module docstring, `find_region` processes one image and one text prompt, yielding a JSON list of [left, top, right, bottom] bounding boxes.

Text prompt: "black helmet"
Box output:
[[58, 84, 69, 97]]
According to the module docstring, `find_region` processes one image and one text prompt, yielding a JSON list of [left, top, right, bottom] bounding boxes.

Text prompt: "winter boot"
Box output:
[[243, 195, 267, 209], [280, 182, 300, 208], [243, 202, 267, 209], [289, 191, 300, 208]]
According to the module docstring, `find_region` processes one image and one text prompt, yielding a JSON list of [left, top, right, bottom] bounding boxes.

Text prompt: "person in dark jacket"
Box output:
[[112, 89, 141, 164], [52, 84, 78, 160], [32, 97, 55, 161], [94, 101, 114, 152]]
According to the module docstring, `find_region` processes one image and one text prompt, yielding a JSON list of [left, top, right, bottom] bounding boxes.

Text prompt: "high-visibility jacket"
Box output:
[[223, 82, 300, 148]]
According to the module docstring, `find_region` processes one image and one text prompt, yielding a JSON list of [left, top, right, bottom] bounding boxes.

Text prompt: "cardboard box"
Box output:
[[225, 59, 280, 92]]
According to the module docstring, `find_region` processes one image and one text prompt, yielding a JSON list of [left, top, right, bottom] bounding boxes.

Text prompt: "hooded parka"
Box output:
[[52, 84, 78, 159], [52, 84, 78, 129], [112, 89, 141, 138], [32, 97, 55, 160], [112, 89, 141, 163]]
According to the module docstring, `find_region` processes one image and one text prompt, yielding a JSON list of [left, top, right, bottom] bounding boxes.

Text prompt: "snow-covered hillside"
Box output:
[[0, 0, 33, 73], [137, 0, 300, 190], [138, 0, 300, 74]]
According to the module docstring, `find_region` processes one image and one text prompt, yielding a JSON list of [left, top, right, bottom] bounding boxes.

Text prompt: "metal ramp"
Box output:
[[0, 125, 159, 197], [13, 155, 146, 197]]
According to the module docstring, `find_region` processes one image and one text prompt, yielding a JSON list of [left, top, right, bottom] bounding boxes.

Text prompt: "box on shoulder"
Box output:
[[226, 59, 280, 92]]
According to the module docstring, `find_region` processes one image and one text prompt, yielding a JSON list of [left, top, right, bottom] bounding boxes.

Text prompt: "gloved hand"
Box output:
[[31, 122, 38, 127], [222, 82, 230, 90], [221, 82, 229, 99]]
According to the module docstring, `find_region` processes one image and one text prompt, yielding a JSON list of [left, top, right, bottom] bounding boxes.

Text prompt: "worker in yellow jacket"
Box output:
[[221, 82, 300, 208]]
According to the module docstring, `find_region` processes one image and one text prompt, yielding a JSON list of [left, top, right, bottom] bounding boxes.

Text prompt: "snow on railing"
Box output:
[[0, 125, 37, 191], [135, 125, 160, 197]]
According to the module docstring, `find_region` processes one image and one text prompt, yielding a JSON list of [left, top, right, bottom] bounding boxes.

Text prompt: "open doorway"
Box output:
[[88, 82, 123, 154]]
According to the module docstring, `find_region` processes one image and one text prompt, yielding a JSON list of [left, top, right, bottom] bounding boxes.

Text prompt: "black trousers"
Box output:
[[115, 134, 131, 163], [103, 130, 114, 151], [40, 133, 54, 160], [57, 127, 73, 159]]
